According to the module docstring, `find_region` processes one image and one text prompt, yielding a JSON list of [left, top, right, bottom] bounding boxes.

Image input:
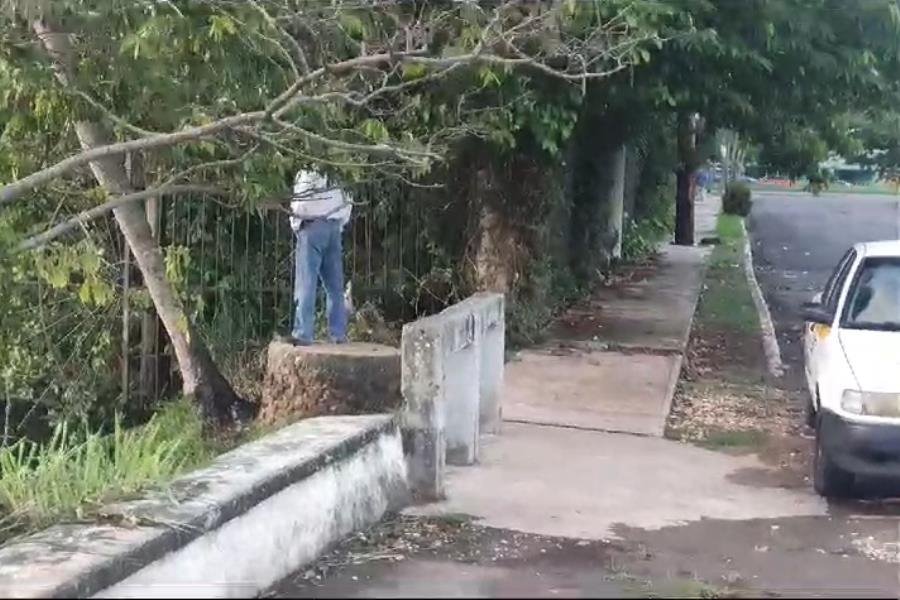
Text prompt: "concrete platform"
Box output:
[[406, 422, 825, 541], [503, 349, 680, 437]]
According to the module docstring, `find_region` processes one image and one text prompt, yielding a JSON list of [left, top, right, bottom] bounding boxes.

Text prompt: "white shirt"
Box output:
[[290, 170, 353, 231]]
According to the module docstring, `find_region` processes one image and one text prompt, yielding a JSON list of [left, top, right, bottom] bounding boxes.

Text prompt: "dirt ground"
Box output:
[[267, 511, 900, 599]]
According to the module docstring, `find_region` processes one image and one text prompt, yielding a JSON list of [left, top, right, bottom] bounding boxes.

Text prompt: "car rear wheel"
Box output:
[[813, 420, 855, 498]]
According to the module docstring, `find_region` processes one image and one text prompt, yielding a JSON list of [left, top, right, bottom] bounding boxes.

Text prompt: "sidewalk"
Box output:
[[503, 195, 718, 437], [407, 192, 822, 540]]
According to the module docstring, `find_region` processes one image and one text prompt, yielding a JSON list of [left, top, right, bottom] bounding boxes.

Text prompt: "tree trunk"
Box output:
[[675, 167, 695, 245], [675, 113, 702, 246], [472, 168, 522, 294], [34, 20, 255, 428]]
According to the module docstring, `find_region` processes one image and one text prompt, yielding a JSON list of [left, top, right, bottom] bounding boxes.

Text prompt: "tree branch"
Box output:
[[0, 111, 265, 206], [270, 118, 440, 163], [18, 185, 222, 251]]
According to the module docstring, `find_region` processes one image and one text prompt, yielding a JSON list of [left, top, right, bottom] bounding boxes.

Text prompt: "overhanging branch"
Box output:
[[18, 184, 223, 251]]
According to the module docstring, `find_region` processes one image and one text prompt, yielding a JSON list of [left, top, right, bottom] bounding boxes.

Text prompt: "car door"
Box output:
[[806, 249, 857, 397], [805, 252, 845, 376]]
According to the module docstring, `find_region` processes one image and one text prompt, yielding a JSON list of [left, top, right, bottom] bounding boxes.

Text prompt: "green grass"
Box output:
[[650, 579, 742, 599], [749, 181, 899, 196], [0, 399, 217, 543], [697, 428, 768, 451], [621, 575, 744, 599], [697, 215, 759, 335]]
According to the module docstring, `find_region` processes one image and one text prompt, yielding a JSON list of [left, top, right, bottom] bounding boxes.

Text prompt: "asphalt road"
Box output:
[[748, 192, 900, 388]]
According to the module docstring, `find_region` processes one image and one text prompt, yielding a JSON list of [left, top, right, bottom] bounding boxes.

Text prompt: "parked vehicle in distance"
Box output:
[[802, 240, 900, 497]]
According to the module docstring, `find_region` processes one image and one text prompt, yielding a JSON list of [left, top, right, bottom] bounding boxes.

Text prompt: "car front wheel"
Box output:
[[805, 390, 818, 429], [813, 420, 855, 498]]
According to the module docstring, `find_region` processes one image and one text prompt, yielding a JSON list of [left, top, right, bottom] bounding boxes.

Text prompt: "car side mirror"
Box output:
[[802, 301, 832, 325]]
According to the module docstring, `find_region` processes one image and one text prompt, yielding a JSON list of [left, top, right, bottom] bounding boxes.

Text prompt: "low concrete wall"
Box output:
[[401, 292, 505, 501], [0, 415, 407, 599]]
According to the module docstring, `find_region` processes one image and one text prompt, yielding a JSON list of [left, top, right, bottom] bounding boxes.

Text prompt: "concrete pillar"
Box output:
[[623, 145, 641, 225], [606, 144, 626, 260], [400, 293, 507, 501], [476, 294, 505, 434], [440, 310, 480, 466], [401, 325, 447, 502]]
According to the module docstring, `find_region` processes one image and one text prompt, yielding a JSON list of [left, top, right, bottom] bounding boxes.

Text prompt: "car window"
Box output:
[[842, 257, 900, 331], [824, 249, 857, 313]]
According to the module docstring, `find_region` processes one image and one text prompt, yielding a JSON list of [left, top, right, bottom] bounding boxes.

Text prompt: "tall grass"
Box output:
[[0, 400, 213, 542]]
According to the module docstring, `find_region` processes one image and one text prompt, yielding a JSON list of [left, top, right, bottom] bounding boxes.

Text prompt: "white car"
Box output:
[[803, 240, 900, 497]]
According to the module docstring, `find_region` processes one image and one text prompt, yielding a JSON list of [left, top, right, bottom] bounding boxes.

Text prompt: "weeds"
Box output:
[[0, 399, 214, 543]]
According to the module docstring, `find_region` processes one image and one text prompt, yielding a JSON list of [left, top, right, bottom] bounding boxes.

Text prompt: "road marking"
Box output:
[[741, 220, 785, 379]]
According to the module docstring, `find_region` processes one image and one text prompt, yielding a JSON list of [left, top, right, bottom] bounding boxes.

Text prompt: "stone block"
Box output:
[[260, 342, 400, 426]]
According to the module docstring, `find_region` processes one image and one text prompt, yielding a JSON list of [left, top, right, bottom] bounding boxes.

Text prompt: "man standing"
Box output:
[[283, 169, 352, 345]]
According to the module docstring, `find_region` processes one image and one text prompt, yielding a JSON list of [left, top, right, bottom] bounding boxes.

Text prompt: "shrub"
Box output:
[[805, 169, 831, 196], [723, 182, 753, 216]]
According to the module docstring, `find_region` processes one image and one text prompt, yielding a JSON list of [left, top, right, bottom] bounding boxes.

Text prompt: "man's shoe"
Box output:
[[274, 334, 311, 346]]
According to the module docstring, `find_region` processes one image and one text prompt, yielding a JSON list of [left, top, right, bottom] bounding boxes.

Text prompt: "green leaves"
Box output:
[[477, 67, 502, 89], [337, 12, 367, 41], [207, 14, 238, 42], [164, 245, 191, 286], [34, 244, 113, 308], [402, 63, 427, 81], [361, 118, 390, 143]]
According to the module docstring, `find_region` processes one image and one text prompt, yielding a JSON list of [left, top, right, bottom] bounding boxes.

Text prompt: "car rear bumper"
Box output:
[[819, 410, 900, 478]]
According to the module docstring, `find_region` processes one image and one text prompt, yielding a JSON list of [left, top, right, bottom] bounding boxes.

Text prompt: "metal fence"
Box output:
[[122, 187, 444, 406]]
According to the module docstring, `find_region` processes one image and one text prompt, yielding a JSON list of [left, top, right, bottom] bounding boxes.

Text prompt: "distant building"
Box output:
[[820, 156, 878, 185]]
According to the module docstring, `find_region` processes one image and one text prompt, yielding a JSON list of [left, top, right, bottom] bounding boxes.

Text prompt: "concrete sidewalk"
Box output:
[[504, 195, 719, 437], [502, 245, 705, 437], [405, 192, 825, 542]]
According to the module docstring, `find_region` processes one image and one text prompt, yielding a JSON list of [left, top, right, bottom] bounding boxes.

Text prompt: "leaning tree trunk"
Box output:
[[34, 20, 255, 428]]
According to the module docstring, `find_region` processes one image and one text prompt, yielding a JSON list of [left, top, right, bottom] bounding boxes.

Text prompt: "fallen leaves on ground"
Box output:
[[668, 380, 801, 443]]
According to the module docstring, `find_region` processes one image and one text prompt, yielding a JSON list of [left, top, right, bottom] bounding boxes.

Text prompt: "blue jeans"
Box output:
[[292, 219, 347, 343]]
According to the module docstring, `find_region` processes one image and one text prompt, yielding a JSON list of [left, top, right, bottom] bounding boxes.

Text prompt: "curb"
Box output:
[[740, 219, 785, 379], [661, 244, 711, 430], [678, 246, 713, 355], [659, 353, 685, 434]]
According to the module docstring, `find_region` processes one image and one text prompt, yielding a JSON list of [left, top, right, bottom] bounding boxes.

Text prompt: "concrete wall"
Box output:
[[401, 293, 505, 501], [0, 415, 407, 599]]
